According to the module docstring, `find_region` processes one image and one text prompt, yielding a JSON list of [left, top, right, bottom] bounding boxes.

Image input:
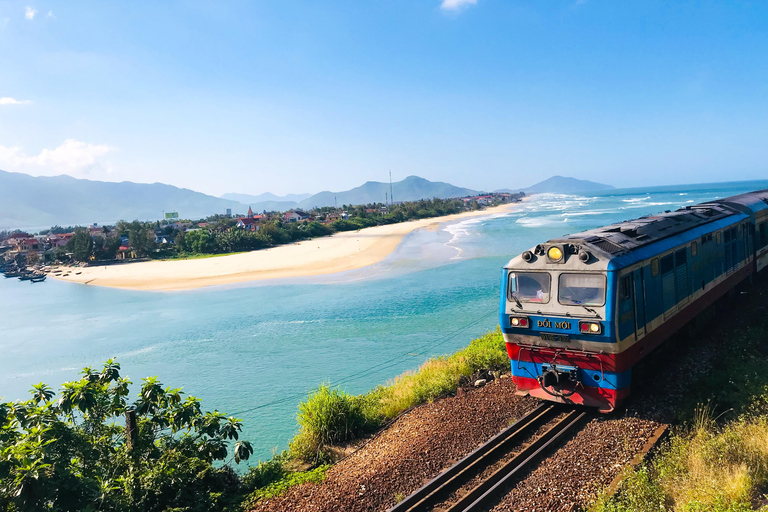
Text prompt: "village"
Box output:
[[0, 193, 522, 275]]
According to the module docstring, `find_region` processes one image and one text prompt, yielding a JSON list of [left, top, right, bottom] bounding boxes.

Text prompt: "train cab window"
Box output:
[[619, 275, 632, 301], [651, 258, 659, 277], [760, 223, 767, 248], [558, 273, 606, 306], [508, 272, 551, 303], [716, 231, 722, 244], [691, 241, 698, 257]]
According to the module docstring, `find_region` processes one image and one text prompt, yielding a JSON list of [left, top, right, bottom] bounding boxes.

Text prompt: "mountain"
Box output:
[[297, 175, 478, 209], [221, 175, 479, 212], [220, 192, 311, 204], [0, 171, 481, 229], [495, 176, 614, 195], [0, 170, 249, 229]]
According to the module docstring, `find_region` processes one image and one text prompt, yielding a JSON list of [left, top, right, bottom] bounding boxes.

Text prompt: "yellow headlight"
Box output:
[[589, 323, 600, 333], [547, 246, 563, 261], [511, 317, 520, 326]]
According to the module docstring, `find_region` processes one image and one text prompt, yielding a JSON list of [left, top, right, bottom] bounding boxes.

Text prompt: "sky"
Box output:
[[0, 0, 767, 197]]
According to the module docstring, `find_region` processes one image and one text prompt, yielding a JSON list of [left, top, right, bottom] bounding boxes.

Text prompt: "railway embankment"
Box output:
[[245, 274, 768, 511]]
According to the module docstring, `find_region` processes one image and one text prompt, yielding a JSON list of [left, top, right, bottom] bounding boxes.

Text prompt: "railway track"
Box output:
[[389, 402, 590, 512]]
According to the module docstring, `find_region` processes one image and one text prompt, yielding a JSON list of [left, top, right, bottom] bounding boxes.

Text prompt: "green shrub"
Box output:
[[289, 328, 509, 462], [243, 465, 330, 507], [289, 385, 382, 462]]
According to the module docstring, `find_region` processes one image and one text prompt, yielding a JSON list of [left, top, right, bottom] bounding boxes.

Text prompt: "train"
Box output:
[[499, 189, 768, 412]]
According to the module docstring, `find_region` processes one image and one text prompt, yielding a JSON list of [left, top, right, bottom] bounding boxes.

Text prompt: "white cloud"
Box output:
[[441, 0, 477, 11], [0, 97, 31, 105], [25, 6, 37, 20], [0, 139, 116, 177], [47, 10, 55, 18]]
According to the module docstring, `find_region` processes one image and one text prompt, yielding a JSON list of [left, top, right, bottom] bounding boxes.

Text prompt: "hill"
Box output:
[[297, 175, 478, 209], [0, 172, 482, 229], [221, 176, 479, 212], [496, 176, 613, 195], [0, 170, 248, 229]]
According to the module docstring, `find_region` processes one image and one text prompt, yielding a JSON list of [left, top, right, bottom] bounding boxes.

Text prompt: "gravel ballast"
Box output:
[[249, 378, 538, 512]]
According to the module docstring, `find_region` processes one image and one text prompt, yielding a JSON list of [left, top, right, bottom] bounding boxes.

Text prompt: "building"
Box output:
[[236, 217, 261, 231], [284, 210, 310, 223]]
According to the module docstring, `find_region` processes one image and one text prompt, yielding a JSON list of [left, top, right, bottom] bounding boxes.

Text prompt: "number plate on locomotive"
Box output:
[[540, 333, 570, 342]]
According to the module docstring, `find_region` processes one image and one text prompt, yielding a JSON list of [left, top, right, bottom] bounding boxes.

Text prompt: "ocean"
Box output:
[[2, 179, 766, 462]]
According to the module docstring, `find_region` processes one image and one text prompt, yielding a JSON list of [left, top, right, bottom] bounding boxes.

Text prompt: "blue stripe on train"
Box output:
[[511, 360, 632, 390]]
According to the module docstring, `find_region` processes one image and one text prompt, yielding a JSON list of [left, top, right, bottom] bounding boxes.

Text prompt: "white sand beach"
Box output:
[[50, 203, 521, 291]]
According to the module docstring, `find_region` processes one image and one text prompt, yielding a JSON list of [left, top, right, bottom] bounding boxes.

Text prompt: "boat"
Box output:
[[18, 273, 35, 281], [30, 275, 46, 283]]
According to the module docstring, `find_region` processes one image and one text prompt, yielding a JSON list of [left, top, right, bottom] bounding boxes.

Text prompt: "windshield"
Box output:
[[558, 273, 606, 306], [508, 272, 551, 303]]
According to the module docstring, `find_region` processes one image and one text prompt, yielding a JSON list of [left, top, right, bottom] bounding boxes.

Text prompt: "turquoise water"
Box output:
[[2, 179, 766, 462]]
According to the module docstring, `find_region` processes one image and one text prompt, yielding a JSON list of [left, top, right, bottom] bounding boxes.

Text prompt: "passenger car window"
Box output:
[[651, 258, 659, 277], [508, 272, 551, 303], [558, 273, 606, 306]]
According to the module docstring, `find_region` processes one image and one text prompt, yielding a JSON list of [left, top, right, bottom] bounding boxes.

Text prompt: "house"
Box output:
[[116, 246, 132, 259], [47, 233, 74, 248], [236, 217, 261, 231], [284, 210, 310, 223], [16, 238, 40, 253]]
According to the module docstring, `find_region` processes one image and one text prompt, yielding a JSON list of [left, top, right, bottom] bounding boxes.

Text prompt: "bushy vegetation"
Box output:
[[592, 405, 768, 512], [0, 329, 512, 508], [591, 303, 768, 512], [0, 361, 253, 512], [289, 328, 509, 462]]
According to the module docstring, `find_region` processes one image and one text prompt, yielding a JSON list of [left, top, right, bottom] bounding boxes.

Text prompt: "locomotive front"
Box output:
[[500, 242, 624, 412]]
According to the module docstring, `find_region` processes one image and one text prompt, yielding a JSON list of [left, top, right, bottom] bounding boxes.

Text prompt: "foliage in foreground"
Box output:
[[591, 318, 768, 512], [0, 360, 253, 512], [591, 404, 768, 512], [289, 328, 509, 462]]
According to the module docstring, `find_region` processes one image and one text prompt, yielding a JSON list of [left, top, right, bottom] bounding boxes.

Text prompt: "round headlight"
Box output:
[[589, 323, 600, 333], [511, 317, 520, 326], [547, 246, 563, 261]]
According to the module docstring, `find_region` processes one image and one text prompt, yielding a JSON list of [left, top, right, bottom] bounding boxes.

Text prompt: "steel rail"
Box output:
[[388, 402, 563, 512], [447, 408, 589, 512]]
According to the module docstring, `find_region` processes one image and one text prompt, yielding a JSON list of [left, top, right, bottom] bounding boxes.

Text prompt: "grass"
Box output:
[[591, 404, 768, 512], [242, 464, 330, 507], [239, 327, 509, 505], [590, 289, 768, 512], [288, 328, 510, 462]]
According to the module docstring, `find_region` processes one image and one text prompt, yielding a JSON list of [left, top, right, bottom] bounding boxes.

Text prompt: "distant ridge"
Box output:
[[0, 170, 249, 228], [1, 169, 611, 229], [221, 175, 480, 212], [0, 172, 478, 229], [298, 175, 478, 209], [495, 176, 614, 195]]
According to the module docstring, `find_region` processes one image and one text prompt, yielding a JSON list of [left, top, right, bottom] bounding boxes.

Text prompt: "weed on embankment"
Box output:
[[288, 327, 509, 463], [591, 309, 768, 512], [241, 328, 510, 505]]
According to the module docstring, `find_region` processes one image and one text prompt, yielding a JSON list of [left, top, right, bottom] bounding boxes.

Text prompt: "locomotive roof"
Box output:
[[547, 189, 768, 257]]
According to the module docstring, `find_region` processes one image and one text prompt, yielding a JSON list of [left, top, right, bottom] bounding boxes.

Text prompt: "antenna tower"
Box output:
[[389, 170, 393, 205]]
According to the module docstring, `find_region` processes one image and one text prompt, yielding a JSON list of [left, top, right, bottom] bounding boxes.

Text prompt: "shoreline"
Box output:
[[50, 202, 523, 292]]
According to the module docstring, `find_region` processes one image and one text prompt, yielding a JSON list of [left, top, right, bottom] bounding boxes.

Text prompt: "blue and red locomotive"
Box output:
[[500, 189, 768, 411]]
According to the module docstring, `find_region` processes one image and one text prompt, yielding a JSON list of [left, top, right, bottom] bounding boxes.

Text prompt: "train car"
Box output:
[[500, 189, 768, 412]]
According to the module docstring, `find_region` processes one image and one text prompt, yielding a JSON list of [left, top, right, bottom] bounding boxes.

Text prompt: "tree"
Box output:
[[25, 252, 39, 265], [127, 221, 155, 257], [0, 361, 253, 511], [66, 228, 93, 262]]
